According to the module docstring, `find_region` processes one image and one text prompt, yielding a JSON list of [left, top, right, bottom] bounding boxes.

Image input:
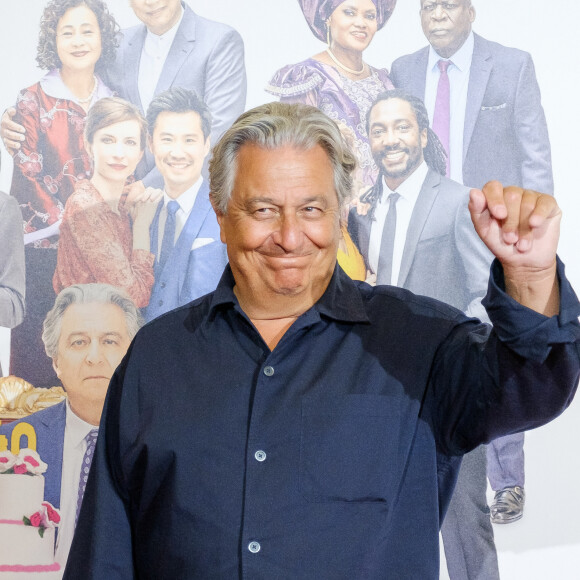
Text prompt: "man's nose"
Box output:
[[432, 4, 447, 19], [381, 128, 399, 148], [276, 213, 302, 251], [85, 341, 104, 365]]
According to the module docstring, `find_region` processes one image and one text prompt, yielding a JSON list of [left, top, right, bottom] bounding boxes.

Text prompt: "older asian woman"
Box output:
[[266, 0, 397, 280], [9, 0, 119, 386], [54, 97, 159, 308]]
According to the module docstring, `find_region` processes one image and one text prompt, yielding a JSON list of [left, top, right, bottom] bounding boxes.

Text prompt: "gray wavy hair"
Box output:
[[209, 102, 357, 214], [42, 284, 143, 360]]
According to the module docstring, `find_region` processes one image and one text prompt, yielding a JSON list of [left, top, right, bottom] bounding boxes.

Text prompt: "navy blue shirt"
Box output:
[[66, 260, 580, 579]]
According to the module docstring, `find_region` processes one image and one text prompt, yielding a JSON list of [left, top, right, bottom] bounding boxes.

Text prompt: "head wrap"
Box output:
[[298, 0, 397, 42]]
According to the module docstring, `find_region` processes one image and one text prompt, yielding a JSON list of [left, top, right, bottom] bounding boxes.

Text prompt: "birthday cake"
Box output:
[[0, 448, 60, 574]]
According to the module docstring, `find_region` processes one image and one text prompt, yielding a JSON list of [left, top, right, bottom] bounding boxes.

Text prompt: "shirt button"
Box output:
[[158, 300, 163, 306], [263, 366, 274, 377], [160, 282, 166, 288], [248, 541, 261, 554], [254, 450, 267, 462]]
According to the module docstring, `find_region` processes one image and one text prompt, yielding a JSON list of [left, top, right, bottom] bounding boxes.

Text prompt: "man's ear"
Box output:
[[210, 195, 227, 244], [52, 359, 61, 380], [420, 128, 428, 150]]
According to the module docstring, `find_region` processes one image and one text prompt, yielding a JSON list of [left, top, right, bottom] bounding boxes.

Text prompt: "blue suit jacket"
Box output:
[[0, 400, 66, 509], [101, 2, 247, 187], [144, 181, 228, 322], [390, 33, 553, 193]]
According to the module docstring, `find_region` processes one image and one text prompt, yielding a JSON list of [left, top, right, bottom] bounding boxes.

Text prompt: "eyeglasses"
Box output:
[[421, 2, 462, 14]]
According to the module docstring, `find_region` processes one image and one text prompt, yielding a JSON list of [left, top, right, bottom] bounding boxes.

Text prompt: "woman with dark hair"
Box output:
[[266, 0, 397, 280], [54, 97, 157, 308], [9, 0, 119, 386], [267, 0, 397, 195]]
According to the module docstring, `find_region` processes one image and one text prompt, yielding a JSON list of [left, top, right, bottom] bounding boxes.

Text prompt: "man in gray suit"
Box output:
[[390, 0, 553, 193], [348, 89, 499, 580], [2, 0, 247, 191], [390, 0, 548, 528]]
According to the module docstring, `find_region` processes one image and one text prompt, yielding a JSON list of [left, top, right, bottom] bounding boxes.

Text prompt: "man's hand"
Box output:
[[1, 108, 25, 156], [469, 181, 561, 315]]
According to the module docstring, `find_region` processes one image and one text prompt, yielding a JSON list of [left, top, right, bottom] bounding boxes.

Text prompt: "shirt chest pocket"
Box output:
[[300, 395, 402, 503]]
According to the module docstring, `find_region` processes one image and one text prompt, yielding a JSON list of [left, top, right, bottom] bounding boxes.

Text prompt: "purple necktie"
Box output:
[[75, 428, 99, 526], [433, 59, 451, 177]]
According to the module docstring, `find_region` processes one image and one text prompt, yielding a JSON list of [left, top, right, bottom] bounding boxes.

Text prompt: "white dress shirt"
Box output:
[[54, 402, 97, 572], [424, 32, 474, 184], [156, 177, 205, 258], [137, 4, 185, 112], [369, 162, 428, 285]]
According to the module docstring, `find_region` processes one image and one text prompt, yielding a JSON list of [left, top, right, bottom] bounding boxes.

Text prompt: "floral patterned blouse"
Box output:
[[266, 59, 394, 194], [53, 180, 155, 308], [10, 69, 113, 249]]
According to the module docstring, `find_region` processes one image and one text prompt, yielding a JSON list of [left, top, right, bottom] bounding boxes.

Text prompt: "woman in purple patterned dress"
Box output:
[[267, 0, 397, 196], [266, 0, 397, 279]]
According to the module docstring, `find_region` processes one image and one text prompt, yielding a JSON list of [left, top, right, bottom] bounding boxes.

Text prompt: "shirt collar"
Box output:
[[427, 30, 474, 72], [143, 3, 184, 53], [208, 264, 370, 325], [163, 177, 203, 215], [382, 161, 428, 204], [65, 399, 98, 449], [39, 69, 113, 103]]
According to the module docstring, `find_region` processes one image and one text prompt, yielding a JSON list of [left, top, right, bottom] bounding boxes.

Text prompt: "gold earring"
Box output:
[[326, 19, 331, 47]]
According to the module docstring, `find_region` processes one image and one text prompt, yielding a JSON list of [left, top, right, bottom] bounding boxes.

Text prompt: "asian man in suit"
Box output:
[[390, 0, 551, 528], [143, 87, 228, 323], [0, 283, 142, 571], [348, 90, 499, 580]]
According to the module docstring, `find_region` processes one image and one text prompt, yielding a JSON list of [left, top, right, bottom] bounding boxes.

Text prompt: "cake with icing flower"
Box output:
[[0, 448, 60, 574]]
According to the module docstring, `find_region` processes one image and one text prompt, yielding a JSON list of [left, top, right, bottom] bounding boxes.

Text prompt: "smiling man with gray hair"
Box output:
[[65, 102, 578, 579], [0, 283, 142, 571]]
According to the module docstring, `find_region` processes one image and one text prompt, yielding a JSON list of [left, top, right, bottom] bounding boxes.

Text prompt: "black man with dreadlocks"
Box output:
[[348, 89, 500, 579]]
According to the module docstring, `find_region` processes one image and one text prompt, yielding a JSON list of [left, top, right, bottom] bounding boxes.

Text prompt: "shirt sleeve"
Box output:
[[427, 257, 580, 455], [0, 194, 25, 328], [513, 52, 554, 194]]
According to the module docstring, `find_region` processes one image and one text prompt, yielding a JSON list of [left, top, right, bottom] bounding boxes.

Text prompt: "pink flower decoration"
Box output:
[[23, 455, 39, 468], [0, 451, 16, 473], [17, 449, 47, 475], [42, 502, 61, 525], [29, 512, 42, 528], [13, 463, 27, 474]]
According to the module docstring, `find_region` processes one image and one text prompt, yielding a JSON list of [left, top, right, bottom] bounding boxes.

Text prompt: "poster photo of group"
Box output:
[[0, 1, 578, 578]]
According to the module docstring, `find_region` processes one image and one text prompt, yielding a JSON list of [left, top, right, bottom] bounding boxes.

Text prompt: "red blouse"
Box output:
[[10, 71, 112, 249], [54, 180, 154, 308]]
